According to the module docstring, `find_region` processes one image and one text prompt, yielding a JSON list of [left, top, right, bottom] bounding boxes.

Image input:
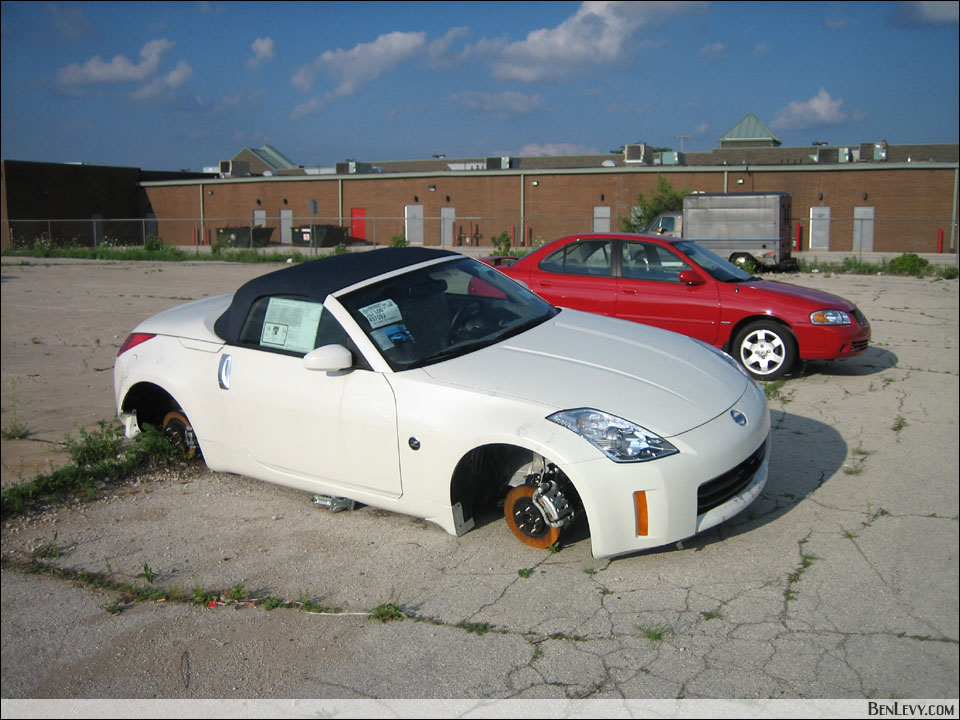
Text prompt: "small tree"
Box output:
[[619, 175, 688, 233], [491, 231, 512, 256]]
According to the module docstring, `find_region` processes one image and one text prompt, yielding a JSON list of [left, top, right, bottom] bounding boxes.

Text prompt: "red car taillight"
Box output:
[[117, 333, 156, 357]]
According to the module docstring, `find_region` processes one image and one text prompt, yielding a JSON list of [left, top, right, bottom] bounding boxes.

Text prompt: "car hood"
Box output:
[[421, 309, 749, 438], [729, 279, 858, 310]]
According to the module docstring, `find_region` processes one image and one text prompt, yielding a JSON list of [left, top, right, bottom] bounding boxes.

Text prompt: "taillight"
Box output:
[[118, 333, 156, 356]]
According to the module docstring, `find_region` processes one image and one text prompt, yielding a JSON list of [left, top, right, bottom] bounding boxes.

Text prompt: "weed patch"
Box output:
[[784, 549, 818, 603], [637, 624, 672, 642], [1, 378, 30, 440], [457, 621, 493, 635], [1, 423, 192, 519], [369, 602, 406, 622]]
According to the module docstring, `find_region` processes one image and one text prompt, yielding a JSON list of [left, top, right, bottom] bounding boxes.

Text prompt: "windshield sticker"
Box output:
[[370, 324, 413, 351], [359, 299, 402, 329], [260, 297, 323, 353]]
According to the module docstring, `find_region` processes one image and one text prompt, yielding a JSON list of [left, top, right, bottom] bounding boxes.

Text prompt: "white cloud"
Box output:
[[889, 1, 959, 26], [519, 142, 593, 156], [451, 90, 543, 117], [483, 1, 707, 82], [291, 31, 426, 96], [43, 3, 94, 42], [291, 95, 327, 120], [771, 88, 848, 130], [57, 38, 175, 85], [824, 14, 858, 29], [753, 41, 771, 55], [426, 26, 470, 68], [699, 42, 726, 58], [131, 60, 193, 100], [248, 37, 276, 68]]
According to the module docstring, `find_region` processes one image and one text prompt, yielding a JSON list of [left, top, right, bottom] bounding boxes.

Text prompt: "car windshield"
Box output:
[[674, 240, 754, 283], [338, 256, 557, 371]]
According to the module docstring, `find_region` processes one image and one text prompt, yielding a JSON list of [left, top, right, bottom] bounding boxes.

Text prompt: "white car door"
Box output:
[[217, 296, 401, 497]]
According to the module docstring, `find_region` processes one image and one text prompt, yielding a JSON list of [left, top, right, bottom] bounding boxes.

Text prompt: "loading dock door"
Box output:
[[809, 207, 831, 250], [280, 209, 293, 245], [593, 206, 611, 232], [853, 206, 875, 252], [405, 204, 424, 245], [441, 207, 455, 247], [351, 208, 367, 240]]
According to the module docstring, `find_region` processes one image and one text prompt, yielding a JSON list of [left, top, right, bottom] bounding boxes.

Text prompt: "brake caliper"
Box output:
[[527, 464, 575, 529]]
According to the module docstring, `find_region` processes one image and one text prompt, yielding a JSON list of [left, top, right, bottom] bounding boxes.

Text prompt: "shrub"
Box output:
[[887, 253, 930, 276], [144, 235, 164, 252], [491, 231, 512, 256]]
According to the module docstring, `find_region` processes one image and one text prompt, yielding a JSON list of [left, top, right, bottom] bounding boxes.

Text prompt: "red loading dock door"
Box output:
[[351, 208, 366, 240]]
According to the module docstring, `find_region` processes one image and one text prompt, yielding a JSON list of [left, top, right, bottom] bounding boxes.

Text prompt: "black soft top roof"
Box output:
[[213, 246, 458, 343]]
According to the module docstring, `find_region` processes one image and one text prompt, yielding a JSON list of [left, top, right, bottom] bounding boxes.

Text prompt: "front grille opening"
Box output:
[[697, 441, 767, 515]]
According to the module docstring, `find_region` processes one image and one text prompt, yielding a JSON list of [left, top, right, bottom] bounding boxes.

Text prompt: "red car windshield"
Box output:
[[674, 241, 754, 283]]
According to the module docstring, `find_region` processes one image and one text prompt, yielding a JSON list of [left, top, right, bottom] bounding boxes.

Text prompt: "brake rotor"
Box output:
[[504, 484, 561, 549]]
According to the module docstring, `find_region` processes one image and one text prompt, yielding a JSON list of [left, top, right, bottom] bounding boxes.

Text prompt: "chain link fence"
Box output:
[[3, 214, 957, 255]]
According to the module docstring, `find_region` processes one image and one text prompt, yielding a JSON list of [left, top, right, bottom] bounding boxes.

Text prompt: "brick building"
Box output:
[[3, 125, 958, 254], [140, 153, 958, 255]]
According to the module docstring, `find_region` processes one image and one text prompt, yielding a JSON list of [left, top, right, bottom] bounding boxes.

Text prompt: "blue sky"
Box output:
[[1, 1, 957, 171]]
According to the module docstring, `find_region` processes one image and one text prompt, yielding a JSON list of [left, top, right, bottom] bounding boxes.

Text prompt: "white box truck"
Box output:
[[647, 192, 794, 269]]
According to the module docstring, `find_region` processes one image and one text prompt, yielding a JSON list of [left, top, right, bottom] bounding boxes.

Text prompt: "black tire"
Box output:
[[504, 484, 561, 549], [732, 321, 796, 380], [162, 410, 198, 457]]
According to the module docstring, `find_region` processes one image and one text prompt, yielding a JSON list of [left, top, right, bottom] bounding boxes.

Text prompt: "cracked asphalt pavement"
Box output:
[[1, 258, 957, 699]]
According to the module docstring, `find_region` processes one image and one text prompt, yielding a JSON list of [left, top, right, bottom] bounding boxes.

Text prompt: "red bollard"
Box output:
[[937, 227, 943, 253], [795, 222, 802, 252]]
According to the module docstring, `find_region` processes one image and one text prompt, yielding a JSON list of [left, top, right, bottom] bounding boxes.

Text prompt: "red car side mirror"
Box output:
[[678, 270, 705, 286]]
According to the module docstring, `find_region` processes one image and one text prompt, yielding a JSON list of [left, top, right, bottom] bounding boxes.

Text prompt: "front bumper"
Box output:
[[567, 380, 770, 559], [794, 314, 870, 361]]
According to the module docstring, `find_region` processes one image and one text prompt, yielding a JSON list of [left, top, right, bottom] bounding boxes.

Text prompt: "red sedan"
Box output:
[[499, 234, 870, 380]]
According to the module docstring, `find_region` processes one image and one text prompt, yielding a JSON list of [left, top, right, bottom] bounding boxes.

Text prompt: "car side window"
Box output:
[[622, 241, 690, 283], [539, 239, 612, 277], [239, 295, 350, 356]]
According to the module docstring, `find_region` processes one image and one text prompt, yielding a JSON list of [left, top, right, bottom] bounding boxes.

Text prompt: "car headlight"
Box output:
[[548, 408, 678, 463], [810, 309, 851, 325]]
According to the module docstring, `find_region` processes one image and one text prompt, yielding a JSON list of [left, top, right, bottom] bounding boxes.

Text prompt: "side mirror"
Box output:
[[303, 344, 353, 372], [678, 270, 705, 286]]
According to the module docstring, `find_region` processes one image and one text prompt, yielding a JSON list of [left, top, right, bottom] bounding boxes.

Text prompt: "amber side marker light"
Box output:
[[634, 491, 649, 536], [117, 333, 156, 357]]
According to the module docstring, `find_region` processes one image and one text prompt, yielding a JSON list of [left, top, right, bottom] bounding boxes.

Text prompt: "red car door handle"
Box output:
[[622, 288, 637, 295]]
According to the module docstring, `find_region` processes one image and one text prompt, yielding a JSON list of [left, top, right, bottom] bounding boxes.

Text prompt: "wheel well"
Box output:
[[450, 444, 581, 528], [724, 315, 796, 355], [120, 382, 182, 430]]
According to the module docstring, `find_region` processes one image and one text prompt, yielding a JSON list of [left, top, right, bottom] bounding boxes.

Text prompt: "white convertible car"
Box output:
[[115, 247, 770, 558]]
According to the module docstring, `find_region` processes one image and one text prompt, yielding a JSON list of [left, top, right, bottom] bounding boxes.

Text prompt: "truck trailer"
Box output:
[[647, 192, 794, 270]]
